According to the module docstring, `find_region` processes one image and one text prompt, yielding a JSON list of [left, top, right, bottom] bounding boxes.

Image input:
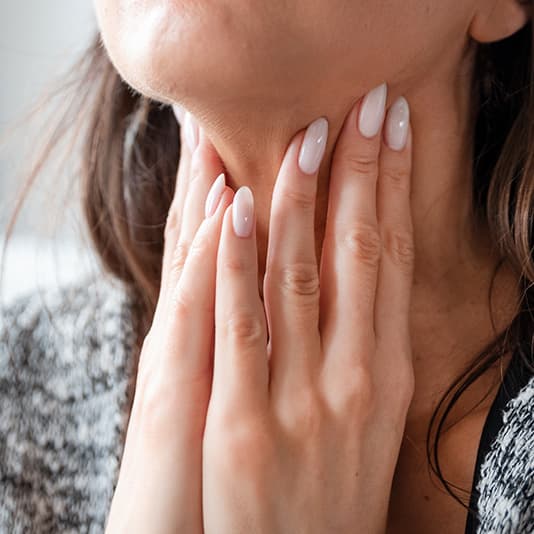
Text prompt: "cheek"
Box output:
[[94, 0, 177, 98], [317, 1, 474, 91], [94, 0, 316, 104]]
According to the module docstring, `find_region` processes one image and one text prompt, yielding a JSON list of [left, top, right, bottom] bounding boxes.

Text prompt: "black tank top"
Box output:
[[465, 350, 533, 533]]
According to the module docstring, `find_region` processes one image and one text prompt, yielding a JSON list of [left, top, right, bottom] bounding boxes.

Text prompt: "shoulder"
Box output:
[[1, 273, 135, 363], [476, 370, 534, 533], [0, 275, 138, 532]]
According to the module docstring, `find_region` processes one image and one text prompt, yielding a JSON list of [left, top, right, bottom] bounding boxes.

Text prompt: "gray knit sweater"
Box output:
[[0, 276, 533, 533]]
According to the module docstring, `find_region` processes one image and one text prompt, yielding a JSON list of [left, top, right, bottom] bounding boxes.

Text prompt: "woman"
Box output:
[[1, 0, 533, 532]]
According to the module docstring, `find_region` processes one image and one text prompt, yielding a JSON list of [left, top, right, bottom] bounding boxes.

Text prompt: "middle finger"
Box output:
[[319, 83, 387, 365], [264, 117, 328, 396]]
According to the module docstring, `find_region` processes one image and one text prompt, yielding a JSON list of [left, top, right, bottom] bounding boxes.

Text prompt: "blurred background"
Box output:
[[0, 1, 98, 303]]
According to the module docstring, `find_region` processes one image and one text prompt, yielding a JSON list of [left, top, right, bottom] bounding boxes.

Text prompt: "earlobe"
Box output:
[[469, 0, 530, 43]]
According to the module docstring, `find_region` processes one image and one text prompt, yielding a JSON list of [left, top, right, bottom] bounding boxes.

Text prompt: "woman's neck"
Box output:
[[179, 51, 520, 426]]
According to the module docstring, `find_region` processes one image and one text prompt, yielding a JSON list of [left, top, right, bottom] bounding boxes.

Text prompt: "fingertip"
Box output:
[[220, 202, 234, 241], [172, 103, 185, 124], [213, 188, 234, 219], [384, 96, 410, 152]]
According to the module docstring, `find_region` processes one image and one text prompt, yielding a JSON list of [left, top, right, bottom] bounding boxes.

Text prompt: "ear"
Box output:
[[469, 0, 530, 43]]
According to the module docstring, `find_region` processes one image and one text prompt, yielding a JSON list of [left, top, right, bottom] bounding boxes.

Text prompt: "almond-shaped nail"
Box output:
[[358, 83, 388, 138], [172, 103, 185, 124], [205, 173, 226, 218], [298, 117, 329, 175], [385, 96, 410, 151], [232, 186, 254, 238], [184, 111, 199, 152]]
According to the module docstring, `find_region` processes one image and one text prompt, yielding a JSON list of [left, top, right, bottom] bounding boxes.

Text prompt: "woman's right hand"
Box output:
[[105, 108, 234, 534]]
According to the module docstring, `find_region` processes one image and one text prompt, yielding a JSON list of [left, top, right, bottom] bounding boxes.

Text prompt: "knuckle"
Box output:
[[282, 186, 316, 212], [215, 416, 272, 473], [279, 389, 324, 437], [188, 156, 203, 184], [277, 262, 320, 299], [169, 241, 190, 280], [339, 224, 382, 267], [383, 229, 415, 270], [134, 371, 190, 440], [225, 311, 264, 346], [331, 366, 376, 420], [170, 286, 195, 321], [344, 150, 379, 177], [382, 364, 415, 415], [221, 256, 252, 276], [382, 165, 410, 192], [188, 226, 212, 261]]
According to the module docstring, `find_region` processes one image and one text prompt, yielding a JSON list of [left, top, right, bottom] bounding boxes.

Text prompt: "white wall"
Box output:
[[0, 1, 98, 302]]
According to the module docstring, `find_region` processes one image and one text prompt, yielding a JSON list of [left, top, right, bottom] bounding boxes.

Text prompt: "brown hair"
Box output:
[[3, 14, 534, 515]]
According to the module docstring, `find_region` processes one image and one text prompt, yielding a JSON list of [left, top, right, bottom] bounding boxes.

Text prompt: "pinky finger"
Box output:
[[375, 97, 414, 349]]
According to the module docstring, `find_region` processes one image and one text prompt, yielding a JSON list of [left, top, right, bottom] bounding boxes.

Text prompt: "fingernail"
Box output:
[[358, 82, 388, 138], [184, 111, 199, 152], [172, 103, 185, 124], [385, 96, 410, 151], [205, 173, 226, 218], [298, 117, 329, 175], [232, 186, 254, 238]]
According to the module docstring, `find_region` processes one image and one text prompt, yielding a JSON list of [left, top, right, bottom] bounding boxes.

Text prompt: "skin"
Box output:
[[95, 0, 530, 531]]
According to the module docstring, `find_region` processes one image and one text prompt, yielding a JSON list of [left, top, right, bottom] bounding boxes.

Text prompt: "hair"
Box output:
[[2, 8, 534, 520]]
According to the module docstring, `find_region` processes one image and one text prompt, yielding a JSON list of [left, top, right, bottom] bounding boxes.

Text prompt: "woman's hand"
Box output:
[[202, 83, 414, 533], [105, 108, 235, 534]]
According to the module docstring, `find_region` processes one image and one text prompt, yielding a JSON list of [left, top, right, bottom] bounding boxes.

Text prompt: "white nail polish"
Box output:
[[232, 186, 254, 238], [205, 173, 226, 218], [298, 117, 329, 175], [385, 97, 410, 151], [172, 103, 185, 124], [358, 83, 388, 138], [184, 111, 199, 152]]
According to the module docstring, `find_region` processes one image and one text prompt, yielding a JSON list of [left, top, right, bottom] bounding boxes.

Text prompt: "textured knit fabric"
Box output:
[[0, 277, 136, 533], [0, 276, 533, 533]]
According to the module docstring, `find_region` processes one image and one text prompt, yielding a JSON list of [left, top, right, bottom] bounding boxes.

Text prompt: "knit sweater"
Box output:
[[0, 276, 533, 533]]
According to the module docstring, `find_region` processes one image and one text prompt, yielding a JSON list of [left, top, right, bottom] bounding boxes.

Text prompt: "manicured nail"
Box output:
[[172, 103, 185, 124], [184, 111, 199, 152], [358, 83, 388, 138], [298, 117, 329, 175], [205, 173, 226, 218], [232, 186, 254, 238], [385, 96, 410, 151]]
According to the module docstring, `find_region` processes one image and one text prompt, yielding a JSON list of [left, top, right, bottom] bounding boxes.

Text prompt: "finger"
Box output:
[[264, 117, 328, 397], [163, 185, 235, 379], [160, 111, 198, 301], [212, 188, 269, 414], [319, 83, 387, 365], [375, 97, 414, 352], [165, 127, 226, 309]]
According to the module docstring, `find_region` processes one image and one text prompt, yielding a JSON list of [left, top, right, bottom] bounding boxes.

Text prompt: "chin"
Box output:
[[95, 1, 316, 110]]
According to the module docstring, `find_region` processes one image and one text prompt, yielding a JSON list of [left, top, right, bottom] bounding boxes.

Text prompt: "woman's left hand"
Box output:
[[203, 84, 414, 533]]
